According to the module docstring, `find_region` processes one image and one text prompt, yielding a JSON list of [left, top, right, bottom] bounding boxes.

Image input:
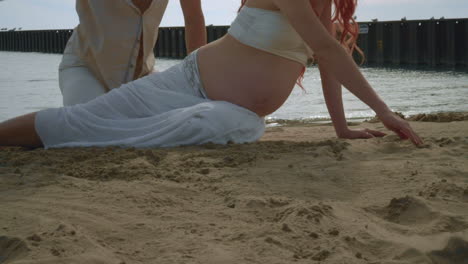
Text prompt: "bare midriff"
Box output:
[[132, 0, 153, 79], [197, 34, 304, 117]]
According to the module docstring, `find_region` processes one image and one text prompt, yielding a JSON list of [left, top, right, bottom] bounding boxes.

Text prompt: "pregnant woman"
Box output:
[[59, 0, 207, 106], [0, 0, 423, 148]]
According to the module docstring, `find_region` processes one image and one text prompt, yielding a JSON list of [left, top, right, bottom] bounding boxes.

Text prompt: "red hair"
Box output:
[[238, 0, 362, 89], [332, 0, 362, 60]]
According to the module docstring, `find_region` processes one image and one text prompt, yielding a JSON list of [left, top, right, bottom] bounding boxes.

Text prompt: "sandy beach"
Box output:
[[1, 113, 467, 264]]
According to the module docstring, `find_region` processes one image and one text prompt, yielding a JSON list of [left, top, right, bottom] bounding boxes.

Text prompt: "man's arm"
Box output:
[[180, 0, 207, 54]]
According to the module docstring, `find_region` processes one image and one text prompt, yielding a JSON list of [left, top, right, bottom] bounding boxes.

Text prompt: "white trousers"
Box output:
[[36, 51, 265, 148], [59, 52, 107, 106]]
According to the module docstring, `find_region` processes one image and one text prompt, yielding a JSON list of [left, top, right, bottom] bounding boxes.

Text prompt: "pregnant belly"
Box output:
[[197, 37, 303, 116], [207, 74, 296, 117]]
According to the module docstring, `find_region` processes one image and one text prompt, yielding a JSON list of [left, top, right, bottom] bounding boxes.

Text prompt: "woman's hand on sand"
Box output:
[[378, 111, 424, 146], [337, 128, 387, 139]]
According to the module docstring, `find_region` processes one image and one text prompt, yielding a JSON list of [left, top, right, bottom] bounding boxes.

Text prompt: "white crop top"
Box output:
[[228, 6, 313, 66]]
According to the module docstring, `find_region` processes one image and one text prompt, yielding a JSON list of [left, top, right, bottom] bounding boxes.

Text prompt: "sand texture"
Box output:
[[1, 117, 467, 264]]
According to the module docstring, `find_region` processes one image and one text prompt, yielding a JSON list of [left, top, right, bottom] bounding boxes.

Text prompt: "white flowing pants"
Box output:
[[36, 51, 265, 148], [59, 52, 107, 106]]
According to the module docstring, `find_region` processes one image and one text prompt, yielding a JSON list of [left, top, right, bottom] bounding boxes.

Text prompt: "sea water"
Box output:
[[1, 51, 467, 122]]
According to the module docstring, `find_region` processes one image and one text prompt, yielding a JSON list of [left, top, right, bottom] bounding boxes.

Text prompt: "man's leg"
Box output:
[[59, 65, 107, 106]]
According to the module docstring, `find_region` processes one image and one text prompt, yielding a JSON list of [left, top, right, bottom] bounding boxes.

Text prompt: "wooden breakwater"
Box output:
[[0, 18, 467, 67]]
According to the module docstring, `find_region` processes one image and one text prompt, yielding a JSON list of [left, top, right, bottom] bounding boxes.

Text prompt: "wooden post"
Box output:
[[154, 38, 160, 57], [416, 22, 425, 64], [16, 31, 21, 51], [14, 32, 19, 51], [39, 31, 44, 52], [25, 31, 30, 52], [56, 30, 62, 53], [52, 31, 57, 53], [375, 23, 384, 65], [453, 20, 464, 66], [170, 28, 177, 58], [25, 32, 30, 52], [0, 33, 4, 51], [400, 22, 410, 64], [435, 21, 445, 66], [6, 32, 11, 51], [4, 32, 7, 51], [357, 24, 369, 65], [38, 31, 44, 53], [407, 22, 418, 65], [51, 30, 55, 53], [26, 31, 31, 52], [30, 31, 35, 52], [59, 30, 68, 53], [207, 26, 215, 43], [382, 23, 392, 64], [56, 31, 61, 53], [391, 22, 401, 65], [18, 32, 24, 52], [165, 28, 172, 58], [3, 32, 7, 51], [177, 28, 185, 58], [155, 28, 162, 57], [10, 32, 15, 51], [43, 31, 49, 53], [367, 23, 376, 64], [158, 28, 164, 57], [21, 31, 26, 52], [57, 31, 63, 53], [7, 32, 12, 51], [443, 20, 456, 66], [423, 21, 436, 66], [18, 32, 23, 52], [18, 32, 22, 52], [49, 31, 55, 53], [11, 31, 15, 51], [30, 31, 34, 52], [6, 32, 9, 51], [464, 20, 468, 67], [28, 31, 33, 52], [16, 32, 21, 51], [9, 32, 13, 51]]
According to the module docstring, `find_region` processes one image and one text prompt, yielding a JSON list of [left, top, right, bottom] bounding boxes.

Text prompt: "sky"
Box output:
[[0, 0, 466, 30]]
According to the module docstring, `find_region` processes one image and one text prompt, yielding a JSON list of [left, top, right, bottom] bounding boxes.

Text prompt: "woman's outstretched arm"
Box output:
[[274, 0, 423, 145], [318, 1, 386, 139], [180, 0, 207, 54], [0, 112, 43, 148]]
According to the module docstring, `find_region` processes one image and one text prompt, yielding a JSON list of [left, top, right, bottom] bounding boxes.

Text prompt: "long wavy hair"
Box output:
[[331, 0, 363, 60], [238, 0, 363, 88]]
